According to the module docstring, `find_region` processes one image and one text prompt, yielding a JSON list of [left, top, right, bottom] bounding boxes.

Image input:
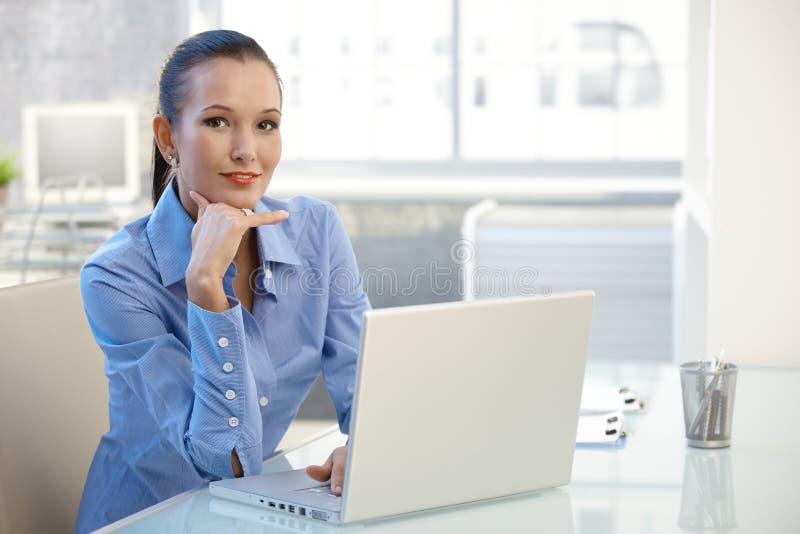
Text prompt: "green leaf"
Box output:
[[0, 144, 20, 186]]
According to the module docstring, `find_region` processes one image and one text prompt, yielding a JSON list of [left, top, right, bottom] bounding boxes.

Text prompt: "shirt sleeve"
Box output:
[[80, 264, 263, 480], [319, 204, 371, 435]]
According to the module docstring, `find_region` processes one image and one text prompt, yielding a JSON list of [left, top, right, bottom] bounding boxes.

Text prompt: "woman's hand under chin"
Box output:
[[185, 190, 288, 312]]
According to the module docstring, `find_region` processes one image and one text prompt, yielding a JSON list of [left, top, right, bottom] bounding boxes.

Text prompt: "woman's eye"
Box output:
[[204, 117, 227, 128], [259, 120, 278, 131]]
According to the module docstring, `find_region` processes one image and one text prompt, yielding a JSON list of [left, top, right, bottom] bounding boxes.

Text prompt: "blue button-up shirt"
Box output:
[[75, 181, 370, 533]]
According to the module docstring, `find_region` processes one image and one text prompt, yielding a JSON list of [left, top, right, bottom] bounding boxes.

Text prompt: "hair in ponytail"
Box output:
[[151, 30, 283, 207], [150, 141, 172, 206]]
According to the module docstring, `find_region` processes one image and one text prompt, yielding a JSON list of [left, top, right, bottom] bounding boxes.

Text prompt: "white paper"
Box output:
[[576, 411, 625, 444], [581, 384, 644, 414]]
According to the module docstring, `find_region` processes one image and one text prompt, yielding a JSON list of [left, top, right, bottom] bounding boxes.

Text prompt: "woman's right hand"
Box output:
[[185, 190, 288, 312]]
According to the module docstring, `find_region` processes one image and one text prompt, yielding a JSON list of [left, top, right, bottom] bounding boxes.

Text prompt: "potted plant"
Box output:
[[0, 144, 20, 208]]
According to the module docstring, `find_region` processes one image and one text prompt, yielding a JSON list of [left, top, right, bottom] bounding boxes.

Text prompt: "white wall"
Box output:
[[708, 0, 800, 366]]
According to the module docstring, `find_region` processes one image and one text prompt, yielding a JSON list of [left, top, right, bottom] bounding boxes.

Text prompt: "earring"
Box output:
[[167, 153, 179, 169]]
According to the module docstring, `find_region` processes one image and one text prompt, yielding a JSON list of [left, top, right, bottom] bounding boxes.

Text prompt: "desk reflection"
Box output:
[[208, 489, 574, 534], [678, 449, 736, 533]]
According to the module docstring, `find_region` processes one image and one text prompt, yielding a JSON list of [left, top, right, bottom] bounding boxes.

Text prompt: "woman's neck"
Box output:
[[235, 228, 258, 267]]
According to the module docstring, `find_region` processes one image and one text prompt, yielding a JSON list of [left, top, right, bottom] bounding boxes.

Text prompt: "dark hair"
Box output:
[[151, 30, 283, 206]]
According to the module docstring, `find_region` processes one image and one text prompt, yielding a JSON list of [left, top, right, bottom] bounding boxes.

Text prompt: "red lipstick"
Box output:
[[220, 171, 261, 185]]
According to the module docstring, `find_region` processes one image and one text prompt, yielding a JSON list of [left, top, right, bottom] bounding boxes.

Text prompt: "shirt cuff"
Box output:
[[235, 442, 265, 477], [185, 297, 263, 477]]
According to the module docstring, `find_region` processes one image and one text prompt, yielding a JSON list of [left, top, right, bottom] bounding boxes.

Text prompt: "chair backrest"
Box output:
[[461, 201, 673, 361], [0, 275, 108, 534]]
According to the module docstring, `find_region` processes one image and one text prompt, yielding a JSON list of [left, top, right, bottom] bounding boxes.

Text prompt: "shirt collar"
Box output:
[[147, 180, 302, 288], [253, 196, 303, 269]]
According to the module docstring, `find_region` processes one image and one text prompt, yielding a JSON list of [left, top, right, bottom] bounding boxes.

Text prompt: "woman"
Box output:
[[75, 30, 369, 533]]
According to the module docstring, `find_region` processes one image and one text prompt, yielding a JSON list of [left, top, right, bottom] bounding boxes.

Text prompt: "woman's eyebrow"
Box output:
[[201, 104, 282, 114]]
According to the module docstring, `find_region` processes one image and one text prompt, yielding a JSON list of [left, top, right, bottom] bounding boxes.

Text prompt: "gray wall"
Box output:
[[0, 0, 188, 196]]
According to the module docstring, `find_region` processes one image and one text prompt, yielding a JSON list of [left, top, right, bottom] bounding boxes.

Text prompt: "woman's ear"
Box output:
[[153, 114, 176, 160]]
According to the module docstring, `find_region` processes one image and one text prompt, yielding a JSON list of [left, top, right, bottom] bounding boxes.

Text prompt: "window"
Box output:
[[202, 0, 686, 176]]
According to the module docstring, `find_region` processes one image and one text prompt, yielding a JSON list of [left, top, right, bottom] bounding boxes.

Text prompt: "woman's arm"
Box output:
[[184, 191, 288, 475], [306, 203, 371, 494], [81, 266, 262, 478], [319, 202, 371, 433]]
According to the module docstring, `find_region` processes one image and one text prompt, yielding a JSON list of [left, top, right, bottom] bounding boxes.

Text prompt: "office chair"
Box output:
[[0, 275, 108, 534]]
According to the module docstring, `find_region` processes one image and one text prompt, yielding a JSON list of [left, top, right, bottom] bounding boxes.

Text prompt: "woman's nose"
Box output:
[[231, 131, 256, 162]]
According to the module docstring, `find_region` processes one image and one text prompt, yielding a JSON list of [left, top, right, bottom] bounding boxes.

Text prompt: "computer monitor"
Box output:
[[22, 103, 140, 204]]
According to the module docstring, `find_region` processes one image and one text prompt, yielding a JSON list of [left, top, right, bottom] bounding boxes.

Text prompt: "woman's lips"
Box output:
[[220, 172, 260, 185]]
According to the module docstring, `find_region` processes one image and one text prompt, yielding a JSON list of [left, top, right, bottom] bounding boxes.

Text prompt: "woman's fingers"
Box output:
[[329, 447, 346, 495], [305, 447, 347, 496], [246, 209, 289, 227], [189, 191, 288, 227], [305, 453, 333, 482]]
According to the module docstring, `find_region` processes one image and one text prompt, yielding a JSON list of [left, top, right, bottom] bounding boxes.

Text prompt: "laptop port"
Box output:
[[279, 503, 285, 510], [268, 501, 276, 508], [288, 505, 295, 513], [299, 507, 306, 516], [311, 510, 328, 521]]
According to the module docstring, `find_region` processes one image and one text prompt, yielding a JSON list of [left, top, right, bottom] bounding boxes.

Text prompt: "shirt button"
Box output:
[[228, 416, 239, 428], [225, 389, 236, 400], [265, 268, 273, 279], [259, 396, 269, 407], [218, 337, 229, 348], [222, 362, 234, 373]]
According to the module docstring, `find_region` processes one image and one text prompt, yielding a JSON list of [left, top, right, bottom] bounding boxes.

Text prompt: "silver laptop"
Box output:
[[210, 291, 594, 524]]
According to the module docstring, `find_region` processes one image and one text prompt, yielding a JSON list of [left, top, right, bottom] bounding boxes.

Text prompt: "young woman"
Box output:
[[75, 30, 369, 532]]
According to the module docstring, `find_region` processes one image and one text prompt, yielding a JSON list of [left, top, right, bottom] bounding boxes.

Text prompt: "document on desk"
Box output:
[[576, 410, 626, 448], [580, 384, 645, 414]]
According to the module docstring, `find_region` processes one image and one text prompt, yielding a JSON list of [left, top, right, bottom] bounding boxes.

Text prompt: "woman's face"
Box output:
[[170, 56, 282, 214]]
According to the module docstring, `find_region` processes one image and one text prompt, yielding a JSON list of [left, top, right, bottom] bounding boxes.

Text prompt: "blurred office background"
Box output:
[[0, 0, 686, 415], [4, 3, 800, 533]]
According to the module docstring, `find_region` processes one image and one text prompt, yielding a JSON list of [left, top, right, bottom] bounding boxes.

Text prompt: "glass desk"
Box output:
[[94, 362, 800, 533]]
